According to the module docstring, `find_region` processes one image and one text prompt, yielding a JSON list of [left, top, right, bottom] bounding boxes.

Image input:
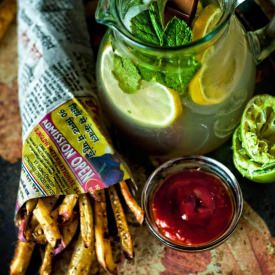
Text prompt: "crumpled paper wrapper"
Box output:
[[16, 0, 130, 213]]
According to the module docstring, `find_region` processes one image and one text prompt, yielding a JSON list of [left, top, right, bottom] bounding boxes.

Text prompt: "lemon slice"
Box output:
[[192, 4, 223, 41], [100, 45, 182, 128], [189, 16, 247, 105], [188, 47, 237, 105]]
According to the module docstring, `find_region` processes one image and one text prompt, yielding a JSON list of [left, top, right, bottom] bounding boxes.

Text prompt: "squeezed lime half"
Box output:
[[240, 94, 275, 163], [232, 94, 275, 183], [233, 127, 275, 183]]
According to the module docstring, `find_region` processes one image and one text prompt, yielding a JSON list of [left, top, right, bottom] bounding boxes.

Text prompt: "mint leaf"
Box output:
[[130, 9, 160, 45], [112, 54, 141, 94], [164, 58, 200, 94], [157, 0, 168, 27], [138, 65, 165, 83], [163, 17, 192, 47], [149, 2, 164, 44], [127, 0, 199, 95], [136, 55, 200, 95]]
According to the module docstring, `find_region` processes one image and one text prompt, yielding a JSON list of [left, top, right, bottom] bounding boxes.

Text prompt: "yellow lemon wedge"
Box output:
[[189, 16, 247, 105], [192, 4, 223, 41], [189, 47, 237, 105], [100, 45, 182, 128]]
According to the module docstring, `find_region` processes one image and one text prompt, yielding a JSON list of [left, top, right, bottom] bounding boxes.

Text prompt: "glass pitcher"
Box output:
[[95, 0, 275, 159]]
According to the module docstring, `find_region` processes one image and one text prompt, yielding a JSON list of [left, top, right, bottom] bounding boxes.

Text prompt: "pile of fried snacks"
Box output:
[[10, 181, 144, 275]]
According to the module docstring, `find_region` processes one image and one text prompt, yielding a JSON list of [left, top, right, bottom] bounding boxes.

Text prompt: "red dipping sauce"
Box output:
[[151, 169, 234, 246]]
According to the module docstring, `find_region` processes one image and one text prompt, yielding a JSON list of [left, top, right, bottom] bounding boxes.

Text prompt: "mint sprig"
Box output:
[[149, 2, 165, 45], [112, 54, 141, 94], [163, 17, 192, 47], [131, 1, 192, 46], [112, 0, 200, 95], [130, 9, 160, 46]]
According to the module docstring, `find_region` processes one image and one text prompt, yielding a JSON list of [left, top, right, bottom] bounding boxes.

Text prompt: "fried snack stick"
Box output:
[[0, 0, 16, 40], [53, 212, 79, 255], [31, 197, 59, 243], [17, 199, 38, 241], [119, 181, 144, 224], [32, 223, 47, 245], [94, 190, 117, 274], [33, 201, 58, 243], [108, 186, 133, 258], [33, 207, 58, 245], [25, 197, 59, 242], [79, 194, 94, 248], [10, 240, 35, 275], [33, 199, 62, 248], [26, 198, 38, 214], [67, 234, 95, 275], [40, 243, 53, 275], [59, 195, 78, 223], [24, 215, 39, 242]]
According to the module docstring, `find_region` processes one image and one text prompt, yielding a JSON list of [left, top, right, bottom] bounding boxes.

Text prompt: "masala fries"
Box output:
[[94, 190, 117, 274], [40, 244, 53, 275], [67, 234, 95, 275], [79, 194, 94, 248], [120, 181, 144, 225], [11, 181, 144, 274], [59, 195, 78, 223], [61, 214, 79, 251], [109, 186, 134, 258], [10, 240, 35, 275], [33, 199, 62, 248]]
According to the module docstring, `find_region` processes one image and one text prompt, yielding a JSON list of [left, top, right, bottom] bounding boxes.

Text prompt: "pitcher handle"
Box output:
[[246, 13, 275, 64]]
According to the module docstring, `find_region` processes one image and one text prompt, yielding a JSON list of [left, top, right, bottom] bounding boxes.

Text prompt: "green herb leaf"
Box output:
[[163, 17, 192, 47], [136, 55, 200, 95], [138, 65, 165, 83], [149, 2, 164, 44], [130, 9, 160, 45], [112, 54, 141, 94], [164, 57, 200, 94], [157, 0, 168, 27], [125, 0, 199, 95]]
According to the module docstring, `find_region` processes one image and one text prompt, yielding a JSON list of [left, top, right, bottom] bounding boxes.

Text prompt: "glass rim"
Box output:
[[141, 155, 243, 252], [113, 0, 237, 52]]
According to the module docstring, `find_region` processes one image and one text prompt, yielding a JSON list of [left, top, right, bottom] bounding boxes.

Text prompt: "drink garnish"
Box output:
[[101, 44, 183, 127], [189, 16, 246, 105], [192, 3, 222, 41], [112, 0, 200, 95], [131, 1, 192, 46], [112, 54, 141, 94]]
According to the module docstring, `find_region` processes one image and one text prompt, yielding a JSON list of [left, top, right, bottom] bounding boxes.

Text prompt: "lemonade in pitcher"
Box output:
[[96, 0, 257, 158]]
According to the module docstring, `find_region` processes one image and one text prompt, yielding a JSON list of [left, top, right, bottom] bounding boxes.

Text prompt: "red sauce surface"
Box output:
[[152, 169, 234, 246]]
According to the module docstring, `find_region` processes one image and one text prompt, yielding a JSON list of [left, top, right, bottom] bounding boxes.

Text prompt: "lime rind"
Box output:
[[233, 127, 275, 183], [240, 94, 275, 164]]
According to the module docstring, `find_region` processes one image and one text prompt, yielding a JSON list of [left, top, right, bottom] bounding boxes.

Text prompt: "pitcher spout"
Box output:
[[95, 0, 118, 28]]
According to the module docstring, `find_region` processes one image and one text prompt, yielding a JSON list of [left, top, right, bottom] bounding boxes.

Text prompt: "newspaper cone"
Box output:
[[16, 0, 130, 213]]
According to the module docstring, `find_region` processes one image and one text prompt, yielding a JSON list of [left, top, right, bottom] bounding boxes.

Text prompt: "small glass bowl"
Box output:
[[141, 156, 243, 252]]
